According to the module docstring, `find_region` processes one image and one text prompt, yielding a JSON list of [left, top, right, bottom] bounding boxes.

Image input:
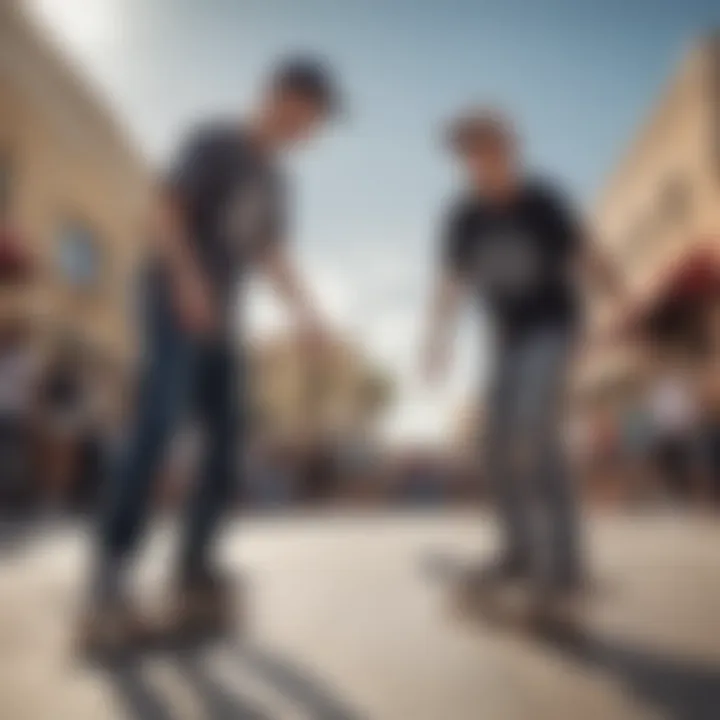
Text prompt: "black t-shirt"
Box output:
[[442, 179, 585, 336], [164, 121, 287, 311]]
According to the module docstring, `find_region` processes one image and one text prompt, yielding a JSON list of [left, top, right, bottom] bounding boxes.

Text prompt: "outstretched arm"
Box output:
[[542, 181, 626, 303], [258, 245, 326, 341], [421, 270, 465, 385], [421, 200, 471, 384]]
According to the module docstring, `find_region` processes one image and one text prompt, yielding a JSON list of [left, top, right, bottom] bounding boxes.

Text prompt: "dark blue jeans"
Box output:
[[484, 324, 582, 588], [97, 271, 241, 582]]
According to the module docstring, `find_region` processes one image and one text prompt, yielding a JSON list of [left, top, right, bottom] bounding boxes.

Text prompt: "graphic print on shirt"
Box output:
[[222, 176, 273, 258], [472, 225, 543, 300]]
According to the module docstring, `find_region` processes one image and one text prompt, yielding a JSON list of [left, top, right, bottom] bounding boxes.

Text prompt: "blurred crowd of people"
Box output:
[[3, 317, 720, 517], [571, 358, 720, 509], [0, 320, 115, 513]]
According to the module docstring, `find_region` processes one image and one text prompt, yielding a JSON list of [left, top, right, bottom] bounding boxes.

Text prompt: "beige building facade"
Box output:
[[578, 33, 720, 403], [0, 2, 149, 396], [251, 335, 392, 447]]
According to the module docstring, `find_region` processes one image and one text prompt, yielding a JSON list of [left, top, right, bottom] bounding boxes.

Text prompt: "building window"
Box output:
[[57, 221, 102, 288]]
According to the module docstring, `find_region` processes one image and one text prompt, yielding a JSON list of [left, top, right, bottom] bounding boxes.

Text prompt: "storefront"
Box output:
[[1, 227, 129, 508], [622, 245, 720, 361], [616, 245, 720, 503]]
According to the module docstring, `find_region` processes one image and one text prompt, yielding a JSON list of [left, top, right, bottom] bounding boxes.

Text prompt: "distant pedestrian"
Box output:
[[0, 323, 39, 507], [648, 366, 703, 502]]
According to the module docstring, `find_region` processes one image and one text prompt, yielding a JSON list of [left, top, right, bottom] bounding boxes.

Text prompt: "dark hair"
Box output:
[[269, 55, 342, 117], [445, 108, 515, 154]]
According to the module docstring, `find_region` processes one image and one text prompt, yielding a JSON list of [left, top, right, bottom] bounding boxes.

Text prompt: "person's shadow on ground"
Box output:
[[0, 513, 41, 556], [104, 662, 179, 720], [418, 550, 720, 720], [231, 643, 363, 720], [100, 641, 363, 720], [541, 628, 720, 720]]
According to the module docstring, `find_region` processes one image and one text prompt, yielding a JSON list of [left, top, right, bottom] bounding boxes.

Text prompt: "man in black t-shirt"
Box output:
[[422, 109, 623, 622], [81, 57, 342, 654]]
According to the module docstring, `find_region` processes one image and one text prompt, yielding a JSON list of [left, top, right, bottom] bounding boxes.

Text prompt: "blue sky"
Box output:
[[28, 0, 720, 442]]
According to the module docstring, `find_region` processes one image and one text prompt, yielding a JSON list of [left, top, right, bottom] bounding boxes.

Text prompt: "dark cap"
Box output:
[[269, 55, 343, 118], [444, 107, 516, 153]]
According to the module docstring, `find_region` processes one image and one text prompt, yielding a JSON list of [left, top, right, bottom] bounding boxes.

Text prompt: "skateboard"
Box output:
[[422, 551, 586, 639]]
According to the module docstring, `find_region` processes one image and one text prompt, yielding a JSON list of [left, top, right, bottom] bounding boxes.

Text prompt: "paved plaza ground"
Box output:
[[1, 510, 719, 719]]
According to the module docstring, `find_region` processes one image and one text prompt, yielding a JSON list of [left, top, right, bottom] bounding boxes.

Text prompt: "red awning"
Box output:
[[0, 226, 34, 281], [655, 246, 720, 301], [611, 244, 720, 339]]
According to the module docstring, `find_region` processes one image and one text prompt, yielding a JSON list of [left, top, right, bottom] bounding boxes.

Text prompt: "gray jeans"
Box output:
[[484, 324, 582, 587]]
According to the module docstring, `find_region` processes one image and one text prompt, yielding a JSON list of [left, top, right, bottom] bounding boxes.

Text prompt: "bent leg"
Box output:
[[178, 343, 241, 581], [94, 276, 196, 600], [483, 338, 534, 571], [515, 327, 582, 588]]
